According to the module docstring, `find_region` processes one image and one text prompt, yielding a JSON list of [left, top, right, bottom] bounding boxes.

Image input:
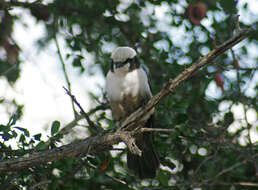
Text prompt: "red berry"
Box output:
[[187, 2, 207, 25], [215, 72, 224, 92]]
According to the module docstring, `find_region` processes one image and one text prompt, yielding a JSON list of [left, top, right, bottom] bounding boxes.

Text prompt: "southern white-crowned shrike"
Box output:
[[106, 47, 159, 179]]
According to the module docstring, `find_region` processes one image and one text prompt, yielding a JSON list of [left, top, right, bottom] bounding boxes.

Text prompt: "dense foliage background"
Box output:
[[0, 0, 257, 189]]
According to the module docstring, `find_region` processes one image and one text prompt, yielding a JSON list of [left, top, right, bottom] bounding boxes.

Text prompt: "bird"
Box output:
[[106, 46, 159, 179]]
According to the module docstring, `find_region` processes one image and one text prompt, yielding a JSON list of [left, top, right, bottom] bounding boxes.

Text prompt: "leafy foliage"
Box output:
[[0, 0, 257, 189]]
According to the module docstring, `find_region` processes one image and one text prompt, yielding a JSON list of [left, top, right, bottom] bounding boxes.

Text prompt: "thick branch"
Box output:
[[0, 130, 124, 173], [119, 28, 253, 131], [0, 28, 253, 173]]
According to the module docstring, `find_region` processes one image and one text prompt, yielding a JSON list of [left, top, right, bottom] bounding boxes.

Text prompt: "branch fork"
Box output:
[[119, 131, 142, 156]]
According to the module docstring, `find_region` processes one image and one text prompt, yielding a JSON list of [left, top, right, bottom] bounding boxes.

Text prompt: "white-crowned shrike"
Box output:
[[106, 47, 159, 179]]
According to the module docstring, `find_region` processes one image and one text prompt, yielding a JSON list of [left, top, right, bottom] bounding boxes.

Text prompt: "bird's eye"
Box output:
[[125, 58, 132, 64], [126, 57, 137, 64]]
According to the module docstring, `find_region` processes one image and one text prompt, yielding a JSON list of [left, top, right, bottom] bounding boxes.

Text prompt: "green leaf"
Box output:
[[19, 134, 25, 143], [219, 0, 237, 14], [158, 171, 169, 186], [2, 132, 12, 141], [10, 114, 18, 125], [33, 133, 42, 141], [223, 111, 234, 126], [14, 127, 30, 137], [0, 124, 9, 132], [51, 120, 60, 136], [36, 141, 47, 150], [52, 133, 63, 142], [174, 113, 188, 125], [11, 130, 18, 138]]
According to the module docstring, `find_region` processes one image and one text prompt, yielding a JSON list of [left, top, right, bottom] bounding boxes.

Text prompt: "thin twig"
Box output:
[[29, 180, 51, 190], [213, 61, 230, 71], [3, 1, 91, 16], [63, 86, 103, 133], [199, 159, 248, 185], [138, 128, 175, 133], [0, 63, 18, 76], [60, 104, 107, 135], [231, 49, 241, 93], [218, 181, 258, 187], [110, 148, 125, 151], [54, 34, 77, 117], [233, 182, 258, 187], [85, 161, 128, 185], [194, 153, 217, 175], [215, 160, 247, 178], [56, 157, 86, 188], [0, 173, 19, 190], [237, 67, 257, 71], [235, 15, 241, 34], [242, 104, 258, 175], [196, 181, 258, 188], [45, 103, 108, 146]]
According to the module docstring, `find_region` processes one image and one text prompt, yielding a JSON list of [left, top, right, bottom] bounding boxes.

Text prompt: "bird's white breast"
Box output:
[[106, 68, 151, 102]]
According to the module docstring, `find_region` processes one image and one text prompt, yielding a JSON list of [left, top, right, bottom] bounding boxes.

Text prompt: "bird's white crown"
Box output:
[[111, 47, 136, 62]]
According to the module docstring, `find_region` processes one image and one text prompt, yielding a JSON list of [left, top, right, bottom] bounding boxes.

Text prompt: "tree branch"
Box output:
[[0, 28, 253, 173], [1, 1, 88, 16], [0, 130, 121, 173], [56, 103, 108, 136], [54, 34, 77, 117], [119, 28, 253, 132], [137, 128, 175, 133], [84, 159, 128, 185], [29, 180, 52, 190], [44, 103, 108, 146]]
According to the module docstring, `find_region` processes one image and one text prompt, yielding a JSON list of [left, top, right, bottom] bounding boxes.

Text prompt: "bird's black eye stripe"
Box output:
[[133, 56, 140, 68], [111, 60, 114, 72], [111, 56, 140, 71], [129, 56, 140, 70], [124, 57, 134, 64], [125, 56, 139, 65]]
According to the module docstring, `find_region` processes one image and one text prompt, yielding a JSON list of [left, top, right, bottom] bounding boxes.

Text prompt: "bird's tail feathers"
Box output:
[[127, 117, 159, 179]]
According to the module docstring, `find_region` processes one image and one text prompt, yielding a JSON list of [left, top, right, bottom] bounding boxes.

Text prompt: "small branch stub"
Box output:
[[119, 132, 142, 156]]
